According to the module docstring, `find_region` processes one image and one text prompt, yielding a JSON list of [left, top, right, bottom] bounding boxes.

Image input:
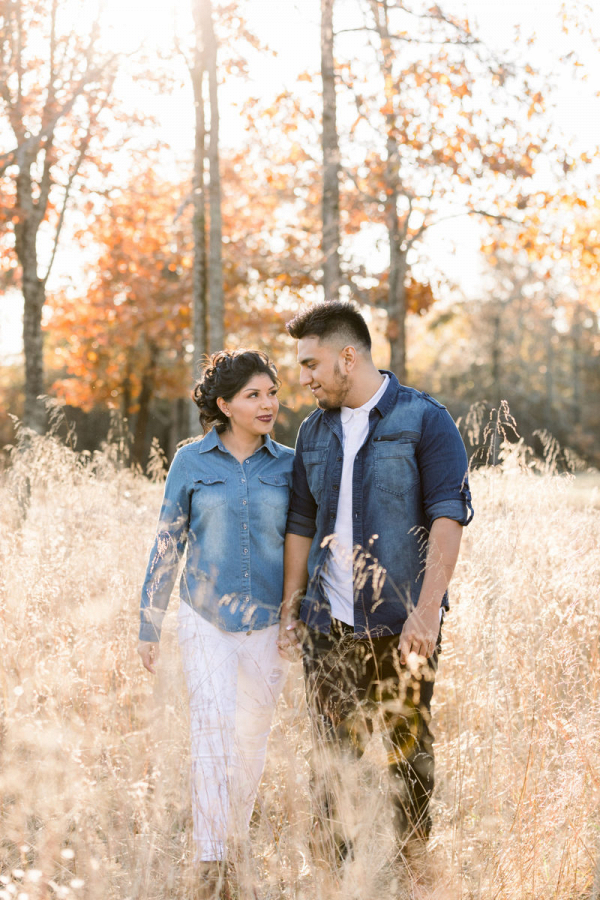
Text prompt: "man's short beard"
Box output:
[[317, 362, 350, 409]]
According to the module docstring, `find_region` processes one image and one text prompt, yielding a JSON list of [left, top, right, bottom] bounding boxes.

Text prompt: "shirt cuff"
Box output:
[[286, 509, 317, 538], [139, 604, 166, 642], [139, 621, 161, 642], [426, 498, 473, 526]]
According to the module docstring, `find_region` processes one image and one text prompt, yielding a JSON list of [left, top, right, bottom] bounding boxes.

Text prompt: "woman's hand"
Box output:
[[137, 640, 160, 674], [277, 617, 303, 662]]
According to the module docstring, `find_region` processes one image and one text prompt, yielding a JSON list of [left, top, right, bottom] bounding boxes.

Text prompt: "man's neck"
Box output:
[[343, 366, 386, 409]]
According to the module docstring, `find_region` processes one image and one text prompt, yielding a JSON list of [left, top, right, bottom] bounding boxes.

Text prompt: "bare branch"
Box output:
[[404, 207, 521, 249], [42, 84, 113, 285], [336, 25, 479, 45], [0, 56, 118, 172]]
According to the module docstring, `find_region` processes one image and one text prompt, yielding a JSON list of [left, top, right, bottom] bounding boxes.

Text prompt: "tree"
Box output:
[[331, 0, 566, 379], [48, 168, 193, 466], [321, 0, 341, 302], [189, 0, 208, 432], [0, 0, 120, 433]]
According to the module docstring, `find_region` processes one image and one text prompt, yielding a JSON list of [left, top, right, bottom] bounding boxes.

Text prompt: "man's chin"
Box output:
[[316, 397, 337, 410]]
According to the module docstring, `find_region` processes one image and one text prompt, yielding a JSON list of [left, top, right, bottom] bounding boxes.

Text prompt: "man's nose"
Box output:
[[299, 368, 312, 386]]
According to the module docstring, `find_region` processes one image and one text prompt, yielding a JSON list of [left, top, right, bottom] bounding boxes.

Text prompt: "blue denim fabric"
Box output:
[[140, 429, 294, 641], [286, 372, 473, 637]]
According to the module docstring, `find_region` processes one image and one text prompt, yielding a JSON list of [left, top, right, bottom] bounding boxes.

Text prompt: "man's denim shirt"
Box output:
[[286, 372, 474, 637], [140, 429, 294, 641]]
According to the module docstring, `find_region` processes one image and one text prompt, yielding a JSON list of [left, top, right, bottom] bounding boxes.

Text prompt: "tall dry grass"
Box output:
[[1, 426, 599, 900]]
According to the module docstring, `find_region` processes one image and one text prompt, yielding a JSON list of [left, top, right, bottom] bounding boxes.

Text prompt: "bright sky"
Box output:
[[1, 0, 599, 360]]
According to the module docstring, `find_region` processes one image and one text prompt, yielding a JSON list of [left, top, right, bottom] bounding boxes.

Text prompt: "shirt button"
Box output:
[[245, 459, 250, 464], [245, 596, 250, 602], [333, 484, 339, 491], [244, 572, 249, 577], [243, 548, 248, 554], [243, 524, 248, 530], [241, 478, 246, 483], [242, 500, 247, 505], [337, 456, 342, 462]]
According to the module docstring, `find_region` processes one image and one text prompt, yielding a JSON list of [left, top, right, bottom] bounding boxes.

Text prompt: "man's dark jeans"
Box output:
[[302, 617, 441, 855]]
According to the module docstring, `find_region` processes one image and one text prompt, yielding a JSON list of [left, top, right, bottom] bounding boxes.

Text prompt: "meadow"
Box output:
[[1, 427, 599, 900]]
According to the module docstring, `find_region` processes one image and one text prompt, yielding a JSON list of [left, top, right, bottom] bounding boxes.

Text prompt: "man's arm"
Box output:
[[277, 533, 312, 660], [398, 517, 463, 665]]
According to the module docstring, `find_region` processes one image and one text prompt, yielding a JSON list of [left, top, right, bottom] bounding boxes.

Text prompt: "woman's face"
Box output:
[[220, 373, 279, 439]]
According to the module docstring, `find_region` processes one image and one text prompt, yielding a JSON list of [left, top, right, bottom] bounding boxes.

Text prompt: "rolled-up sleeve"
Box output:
[[139, 451, 191, 641], [418, 404, 474, 526], [286, 423, 318, 538]]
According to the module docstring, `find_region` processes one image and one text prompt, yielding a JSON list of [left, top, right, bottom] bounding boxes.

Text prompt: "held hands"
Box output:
[[398, 604, 440, 666], [276, 617, 304, 662], [137, 640, 160, 674]]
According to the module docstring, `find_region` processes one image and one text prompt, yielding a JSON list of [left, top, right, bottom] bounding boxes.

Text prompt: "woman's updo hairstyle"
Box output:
[[193, 349, 280, 434]]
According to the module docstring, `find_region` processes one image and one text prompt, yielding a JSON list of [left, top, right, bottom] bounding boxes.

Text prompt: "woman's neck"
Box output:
[[219, 427, 264, 464]]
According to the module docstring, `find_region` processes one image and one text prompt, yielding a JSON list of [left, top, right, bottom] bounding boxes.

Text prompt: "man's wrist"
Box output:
[[415, 593, 444, 613]]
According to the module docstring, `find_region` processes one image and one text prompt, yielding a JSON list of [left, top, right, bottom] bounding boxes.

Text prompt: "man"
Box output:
[[277, 300, 473, 858]]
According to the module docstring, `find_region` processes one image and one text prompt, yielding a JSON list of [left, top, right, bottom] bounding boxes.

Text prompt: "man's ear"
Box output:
[[340, 344, 357, 372]]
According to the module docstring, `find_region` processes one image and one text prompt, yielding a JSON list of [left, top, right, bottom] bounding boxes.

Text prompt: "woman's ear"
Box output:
[[216, 397, 230, 418]]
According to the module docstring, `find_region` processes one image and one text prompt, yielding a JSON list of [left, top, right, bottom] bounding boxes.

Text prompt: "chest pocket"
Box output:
[[373, 431, 420, 497], [193, 475, 228, 510], [258, 474, 290, 510], [301, 448, 328, 503]]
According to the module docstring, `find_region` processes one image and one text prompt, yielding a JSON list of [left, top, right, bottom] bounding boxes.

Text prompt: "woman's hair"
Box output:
[[193, 349, 280, 434]]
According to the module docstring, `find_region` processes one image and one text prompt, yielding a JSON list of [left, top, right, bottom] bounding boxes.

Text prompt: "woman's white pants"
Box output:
[[177, 601, 289, 861]]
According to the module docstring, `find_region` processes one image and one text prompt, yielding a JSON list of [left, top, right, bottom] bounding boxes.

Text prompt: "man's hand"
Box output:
[[399, 517, 463, 666], [277, 615, 304, 661], [398, 604, 440, 666], [137, 640, 160, 674]]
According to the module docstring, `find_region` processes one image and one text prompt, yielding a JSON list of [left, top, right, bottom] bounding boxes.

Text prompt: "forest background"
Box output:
[[1, 0, 600, 466]]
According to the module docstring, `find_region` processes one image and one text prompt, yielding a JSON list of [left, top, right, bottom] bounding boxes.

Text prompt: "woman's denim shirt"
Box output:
[[140, 430, 294, 641]]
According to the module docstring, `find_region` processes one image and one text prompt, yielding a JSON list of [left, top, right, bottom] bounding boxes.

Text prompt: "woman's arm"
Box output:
[[138, 451, 191, 668]]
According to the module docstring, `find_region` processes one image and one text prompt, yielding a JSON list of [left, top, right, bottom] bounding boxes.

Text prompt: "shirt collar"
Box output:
[[197, 427, 279, 457], [340, 373, 389, 424]]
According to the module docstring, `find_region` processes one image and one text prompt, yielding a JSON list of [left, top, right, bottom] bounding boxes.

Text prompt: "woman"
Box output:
[[137, 350, 293, 898]]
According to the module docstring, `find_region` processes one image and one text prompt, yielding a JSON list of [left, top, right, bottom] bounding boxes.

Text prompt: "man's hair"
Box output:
[[285, 301, 372, 351]]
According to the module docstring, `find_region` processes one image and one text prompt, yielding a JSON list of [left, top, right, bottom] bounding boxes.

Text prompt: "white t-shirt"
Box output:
[[321, 375, 389, 625]]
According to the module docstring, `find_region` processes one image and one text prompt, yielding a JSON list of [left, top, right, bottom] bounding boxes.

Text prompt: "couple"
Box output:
[[137, 300, 473, 895]]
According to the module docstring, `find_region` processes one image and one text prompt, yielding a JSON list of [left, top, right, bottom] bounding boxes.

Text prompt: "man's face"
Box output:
[[297, 335, 351, 409]]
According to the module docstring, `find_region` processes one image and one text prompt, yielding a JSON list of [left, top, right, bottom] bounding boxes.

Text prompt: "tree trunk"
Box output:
[[132, 345, 158, 468], [571, 305, 582, 428], [371, 0, 407, 381], [386, 197, 407, 381], [491, 309, 501, 409], [15, 164, 47, 434], [202, 0, 224, 353], [545, 295, 555, 433], [22, 270, 47, 434], [190, 0, 209, 434], [321, 0, 341, 303]]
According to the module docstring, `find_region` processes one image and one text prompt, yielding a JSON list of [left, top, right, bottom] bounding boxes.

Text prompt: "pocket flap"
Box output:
[[258, 475, 288, 487], [373, 430, 420, 442]]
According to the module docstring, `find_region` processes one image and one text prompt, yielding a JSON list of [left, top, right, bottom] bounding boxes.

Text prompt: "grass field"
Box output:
[[1, 431, 599, 899]]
